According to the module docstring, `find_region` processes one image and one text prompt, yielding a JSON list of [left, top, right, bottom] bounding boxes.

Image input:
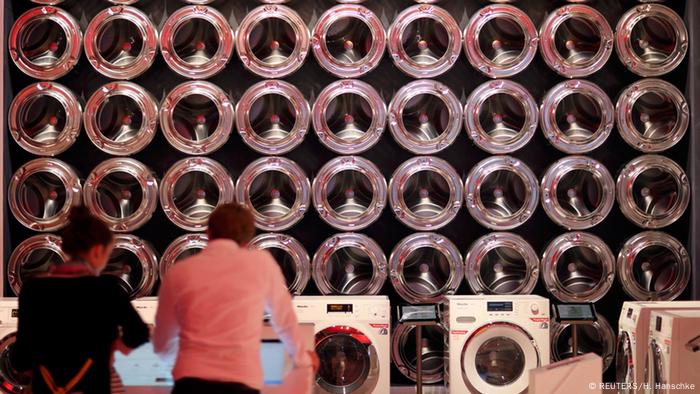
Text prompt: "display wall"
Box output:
[[1, 0, 697, 386]]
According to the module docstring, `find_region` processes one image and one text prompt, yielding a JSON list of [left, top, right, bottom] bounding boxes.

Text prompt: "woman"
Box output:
[[11, 206, 150, 394]]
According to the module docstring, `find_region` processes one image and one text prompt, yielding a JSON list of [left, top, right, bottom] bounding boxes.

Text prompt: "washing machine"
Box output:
[[444, 295, 550, 394], [616, 301, 700, 393], [645, 309, 700, 393], [292, 296, 390, 394], [0, 299, 29, 394]]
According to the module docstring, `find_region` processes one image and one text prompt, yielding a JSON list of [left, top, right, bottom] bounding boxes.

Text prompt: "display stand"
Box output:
[[552, 303, 598, 358], [396, 304, 440, 394]]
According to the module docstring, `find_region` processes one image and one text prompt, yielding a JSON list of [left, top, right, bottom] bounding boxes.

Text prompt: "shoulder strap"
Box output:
[[39, 358, 93, 394]]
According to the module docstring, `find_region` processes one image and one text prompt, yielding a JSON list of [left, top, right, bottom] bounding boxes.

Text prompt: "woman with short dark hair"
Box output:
[[11, 206, 149, 394]]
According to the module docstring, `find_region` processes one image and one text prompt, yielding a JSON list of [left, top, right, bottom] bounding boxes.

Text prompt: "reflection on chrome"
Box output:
[[540, 80, 614, 154], [465, 232, 539, 295], [9, 82, 81, 156], [313, 233, 387, 295], [464, 4, 538, 78], [8, 158, 81, 232], [616, 79, 688, 153], [236, 80, 309, 155], [312, 5, 385, 78], [236, 5, 310, 78], [104, 234, 158, 299], [615, 4, 688, 77], [541, 156, 615, 230], [84, 6, 157, 79], [160, 157, 235, 231], [389, 156, 462, 231], [159, 233, 208, 279], [8, 234, 67, 295], [541, 232, 615, 303], [465, 79, 537, 154], [85, 82, 158, 156], [616, 155, 689, 229], [9, 6, 82, 80], [551, 312, 615, 372], [392, 322, 446, 383], [465, 156, 538, 230], [313, 156, 386, 231], [161, 81, 233, 155], [388, 4, 461, 78], [539, 4, 613, 78], [160, 5, 234, 79], [83, 158, 158, 233], [313, 79, 386, 155], [617, 231, 690, 301], [388, 80, 462, 155], [250, 233, 309, 295], [390, 232, 463, 304], [236, 157, 310, 231]]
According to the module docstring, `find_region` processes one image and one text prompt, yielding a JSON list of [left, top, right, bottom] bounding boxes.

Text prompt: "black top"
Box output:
[[12, 274, 149, 394]]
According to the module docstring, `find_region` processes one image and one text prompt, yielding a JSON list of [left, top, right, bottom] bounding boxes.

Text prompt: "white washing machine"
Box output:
[[113, 297, 174, 387], [617, 301, 700, 393], [0, 299, 29, 394], [444, 295, 550, 394], [646, 309, 700, 393], [293, 296, 390, 394]]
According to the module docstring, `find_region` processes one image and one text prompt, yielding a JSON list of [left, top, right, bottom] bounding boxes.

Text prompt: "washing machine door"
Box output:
[[644, 339, 665, 392], [314, 326, 379, 394], [461, 322, 539, 394], [0, 332, 31, 393], [615, 330, 634, 391]]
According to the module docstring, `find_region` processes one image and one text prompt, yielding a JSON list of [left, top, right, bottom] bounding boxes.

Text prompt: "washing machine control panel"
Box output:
[[0, 306, 18, 325], [294, 301, 389, 321]]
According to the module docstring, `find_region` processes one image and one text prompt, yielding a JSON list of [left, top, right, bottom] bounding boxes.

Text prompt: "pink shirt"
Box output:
[[153, 239, 309, 389]]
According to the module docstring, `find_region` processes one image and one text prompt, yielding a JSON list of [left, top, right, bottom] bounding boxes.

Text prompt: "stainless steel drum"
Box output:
[[387, 4, 461, 78], [0, 331, 31, 393], [312, 79, 386, 155], [540, 156, 615, 230], [161, 80, 234, 155], [160, 157, 235, 231], [104, 234, 158, 299], [249, 233, 310, 295], [313, 156, 386, 231], [85, 82, 158, 156], [464, 156, 538, 230], [615, 79, 688, 153], [9, 82, 81, 156], [160, 5, 234, 79], [83, 158, 158, 233], [540, 80, 614, 154], [312, 233, 387, 295], [389, 156, 462, 231], [541, 232, 615, 303], [159, 233, 208, 279], [84, 6, 157, 79], [551, 313, 615, 372], [617, 231, 690, 301], [8, 158, 81, 232], [7, 234, 67, 295], [539, 4, 613, 78], [236, 157, 310, 231], [388, 80, 462, 155], [616, 155, 689, 229], [236, 5, 310, 78], [463, 4, 538, 78], [312, 5, 385, 78], [391, 322, 446, 383], [464, 79, 538, 154], [615, 4, 688, 77], [236, 80, 309, 155], [465, 232, 539, 295], [9, 6, 82, 80], [389, 232, 463, 304]]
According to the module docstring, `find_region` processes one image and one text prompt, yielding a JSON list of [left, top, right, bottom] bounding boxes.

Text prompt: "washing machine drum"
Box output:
[[0, 332, 31, 393], [314, 326, 380, 394], [645, 339, 665, 389], [461, 323, 540, 394]]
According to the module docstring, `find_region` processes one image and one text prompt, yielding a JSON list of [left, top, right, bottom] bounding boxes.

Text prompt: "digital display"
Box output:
[[487, 302, 513, 312], [656, 316, 662, 332], [327, 304, 353, 313], [398, 305, 438, 322], [627, 308, 633, 318], [554, 304, 596, 322], [11, 309, 18, 318], [260, 340, 286, 385]]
